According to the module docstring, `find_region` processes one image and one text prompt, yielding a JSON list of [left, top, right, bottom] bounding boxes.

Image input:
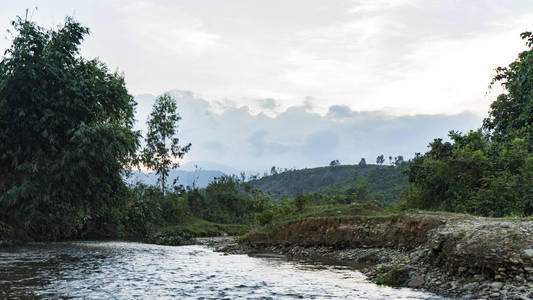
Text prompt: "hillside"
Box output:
[[249, 164, 408, 203]]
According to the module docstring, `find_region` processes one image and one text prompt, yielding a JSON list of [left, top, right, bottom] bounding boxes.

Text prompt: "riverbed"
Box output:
[[0, 241, 446, 299]]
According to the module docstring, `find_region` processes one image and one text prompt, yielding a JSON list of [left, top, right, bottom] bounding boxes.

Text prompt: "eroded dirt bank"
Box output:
[[218, 213, 533, 299]]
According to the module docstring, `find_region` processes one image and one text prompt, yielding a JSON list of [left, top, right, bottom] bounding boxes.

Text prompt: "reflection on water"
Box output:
[[0, 242, 446, 299]]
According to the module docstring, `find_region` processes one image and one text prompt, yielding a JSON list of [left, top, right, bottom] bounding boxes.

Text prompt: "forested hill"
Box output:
[[249, 164, 408, 203]]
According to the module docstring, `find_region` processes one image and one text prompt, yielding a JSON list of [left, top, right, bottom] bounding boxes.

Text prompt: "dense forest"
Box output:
[[1, 17, 532, 245]]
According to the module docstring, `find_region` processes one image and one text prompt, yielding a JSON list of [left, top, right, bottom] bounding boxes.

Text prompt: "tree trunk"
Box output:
[[161, 172, 165, 196]]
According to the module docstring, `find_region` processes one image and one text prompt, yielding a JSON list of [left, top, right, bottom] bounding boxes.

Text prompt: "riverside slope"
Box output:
[[221, 213, 533, 299]]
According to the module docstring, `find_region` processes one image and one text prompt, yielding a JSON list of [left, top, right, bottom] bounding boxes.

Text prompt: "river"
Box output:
[[0, 241, 447, 299]]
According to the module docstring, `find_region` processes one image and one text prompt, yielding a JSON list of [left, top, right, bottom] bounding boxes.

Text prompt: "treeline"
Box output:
[[82, 176, 271, 244], [403, 32, 533, 217]]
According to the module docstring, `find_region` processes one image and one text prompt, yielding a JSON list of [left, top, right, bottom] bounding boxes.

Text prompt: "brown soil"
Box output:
[[245, 213, 450, 250]]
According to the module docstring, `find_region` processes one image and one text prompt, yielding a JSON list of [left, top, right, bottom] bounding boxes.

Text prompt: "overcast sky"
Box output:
[[1, 1, 533, 171]]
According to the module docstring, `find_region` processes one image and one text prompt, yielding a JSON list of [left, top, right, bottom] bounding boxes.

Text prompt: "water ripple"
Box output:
[[0, 241, 447, 299]]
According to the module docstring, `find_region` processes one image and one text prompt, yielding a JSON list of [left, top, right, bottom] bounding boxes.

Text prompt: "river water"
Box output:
[[0, 241, 446, 299]]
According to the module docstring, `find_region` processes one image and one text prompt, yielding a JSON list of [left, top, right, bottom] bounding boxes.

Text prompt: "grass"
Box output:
[[179, 216, 249, 236], [251, 202, 401, 235], [149, 216, 250, 246], [249, 202, 533, 236], [403, 209, 533, 221]]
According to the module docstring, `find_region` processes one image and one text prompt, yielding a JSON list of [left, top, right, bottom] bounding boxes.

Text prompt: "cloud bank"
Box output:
[[135, 91, 482, 172], [2, 1, 531, 117]]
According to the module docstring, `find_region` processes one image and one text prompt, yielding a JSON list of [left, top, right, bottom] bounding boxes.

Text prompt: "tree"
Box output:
[[0, 17, 140, 239], [355, 177, 370, 202], [394, 156, 405, 166], [329, 159, 340, 167], [358, 158, 367, 168], [142, 94, 191, 195], [403, 32, 533, 216], [484, 31, 533, 147], [376, 154, 385, 166], [270, 166, 278, 175], [294, 193, 308, 211]]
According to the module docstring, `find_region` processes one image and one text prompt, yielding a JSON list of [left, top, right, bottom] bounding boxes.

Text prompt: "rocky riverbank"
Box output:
[[209, 213, 533, 299]]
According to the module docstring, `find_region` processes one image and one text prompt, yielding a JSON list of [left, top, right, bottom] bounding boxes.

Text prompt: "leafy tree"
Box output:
[[0, 17, 140, 239], [376, 154, 385, 166], [142, 94, 191, 195], [270, 166, 278, 175], [484, 31, 533, 147], [193, 175, 268, 224], [329, 159, 340, 167], [294, 193, 308, 211], [358, 158, 367, 168], [404, 32, 533, 216], [354, 177, 370, 202], [394, 156, 405, 167]]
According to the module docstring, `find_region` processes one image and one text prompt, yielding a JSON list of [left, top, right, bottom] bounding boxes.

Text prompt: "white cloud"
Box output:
[[119, 1, 221, 55], [2, 0, 533, 117], [349, 0, 415, 14]]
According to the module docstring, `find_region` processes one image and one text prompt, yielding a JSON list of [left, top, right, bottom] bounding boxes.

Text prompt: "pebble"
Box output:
[[500, 222, 510, 228], [490, 282, 504, 290], [523, 249, 533, 259]]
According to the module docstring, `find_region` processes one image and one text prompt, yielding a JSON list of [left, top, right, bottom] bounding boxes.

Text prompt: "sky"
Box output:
[[1, 1, 533, 171]]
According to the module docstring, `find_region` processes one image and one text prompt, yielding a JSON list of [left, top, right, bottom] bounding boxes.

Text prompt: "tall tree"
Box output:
[[142, 94, 191, 194], [270, 166, 278, 175], [0, 17, 140, 239], [376, 154, 385, 166], [394, 156, 405, 166], [358, 158, 367, 168]]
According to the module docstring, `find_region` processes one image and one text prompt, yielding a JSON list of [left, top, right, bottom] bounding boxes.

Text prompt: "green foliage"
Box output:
[[0, 17, 140, 240], [484, 31, 533, 146], [256, 210, 274, 226], [150, 226, 193, 246], [404, 32, 533, 217], [142, 94, 191, 194], [251, 201, 388, 234], [375, 265, 410, 286], [186, 175, 271, 224], [294, 193, 308, 211]]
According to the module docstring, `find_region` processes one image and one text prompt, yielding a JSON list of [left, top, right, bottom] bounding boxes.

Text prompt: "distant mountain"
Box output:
[[180, 161, 241, 175], [127, 168, 226, 188], [249, 164, 408, 203]]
